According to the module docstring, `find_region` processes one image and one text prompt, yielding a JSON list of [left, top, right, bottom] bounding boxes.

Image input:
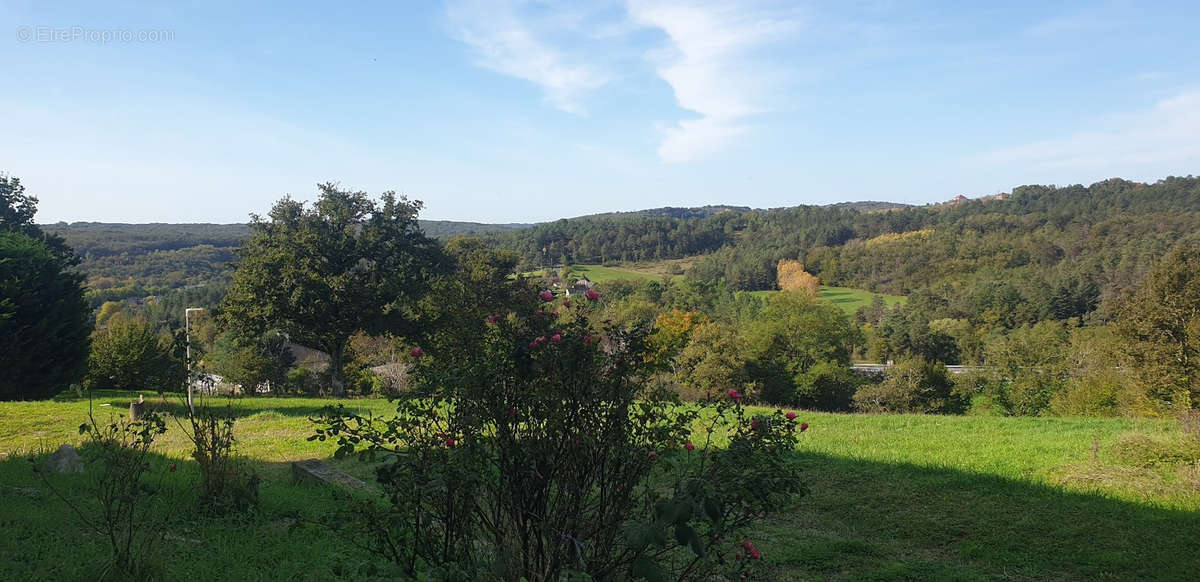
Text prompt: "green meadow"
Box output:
[[2, 392, 1197, 580], [545, 262, 908, 317], [748, 286, 906, 315]]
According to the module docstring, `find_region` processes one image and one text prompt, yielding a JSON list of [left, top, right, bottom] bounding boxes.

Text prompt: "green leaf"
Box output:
[[671, 500, 693, 524], [704, 497, 723, 523], [632, 556, 667, 582]]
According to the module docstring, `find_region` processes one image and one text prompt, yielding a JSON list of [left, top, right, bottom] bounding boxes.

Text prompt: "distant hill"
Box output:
[[39, 219, 530, 308], [418, 220, 530, 237], [40, 177, 1200, 324], [580, 205, 752, 220], [826, 201, 912, 212]]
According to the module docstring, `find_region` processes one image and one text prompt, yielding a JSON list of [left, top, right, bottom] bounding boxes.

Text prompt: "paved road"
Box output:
[[851, 363, 987, 375]]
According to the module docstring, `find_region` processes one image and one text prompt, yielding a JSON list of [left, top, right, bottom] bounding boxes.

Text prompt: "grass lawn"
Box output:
[[748, 286, 907, 315], [568, 264, 660, 282], [2, 392, 1198, 580], [523, 260, 696, 284]]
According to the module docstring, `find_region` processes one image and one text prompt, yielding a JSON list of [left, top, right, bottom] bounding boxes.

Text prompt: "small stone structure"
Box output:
[[42, 444, 84, 473], [129, 394, 146, 421], [290, 459, 370, 490]]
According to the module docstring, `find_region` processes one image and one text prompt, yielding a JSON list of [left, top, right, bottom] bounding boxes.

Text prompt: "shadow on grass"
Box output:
[[8, 424, 1198, 580], [50, 390, 381, 421], [766, 451, 1200, 581], [0, 449, 386, 581]]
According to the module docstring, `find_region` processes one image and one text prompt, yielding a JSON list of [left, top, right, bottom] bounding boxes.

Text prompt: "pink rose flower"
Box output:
[[487, 314, 497, 324], [742, 540, 760, 559], [585, 289, 599, 301], [684, 442, 695, 452], [410, 347, 424, 357], [539, 290, 554, 302], [786, 411, 797, 420], [550, 333, 562, 343], [726, 388, 743, 400]]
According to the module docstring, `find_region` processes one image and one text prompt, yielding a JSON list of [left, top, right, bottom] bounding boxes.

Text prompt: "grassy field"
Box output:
[[749, 286, 907, 315], [527, 260, 697, 283], [539, 261, 907, 317], [2, 392, 1198, 580]]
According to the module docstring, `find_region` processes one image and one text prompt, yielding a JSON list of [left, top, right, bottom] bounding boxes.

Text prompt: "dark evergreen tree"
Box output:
[[0, 231, 91, 400]]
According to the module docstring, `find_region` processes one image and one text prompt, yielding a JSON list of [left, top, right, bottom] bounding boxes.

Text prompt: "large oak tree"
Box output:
[[221, 183, 441, 396]]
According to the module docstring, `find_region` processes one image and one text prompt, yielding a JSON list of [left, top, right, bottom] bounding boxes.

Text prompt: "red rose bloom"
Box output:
[[800, 422, 809, 432], [410, 347, 424, 357], [539, 290, 553, 302], [684, 442, 695, 451], [742, 540, 760, 559], [585, 289, 599, 301], [726, 388, 743, 400], [786, 411, 797, 420]]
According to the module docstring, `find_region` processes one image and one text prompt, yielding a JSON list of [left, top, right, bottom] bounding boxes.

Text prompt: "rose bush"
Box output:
[[312, 288, 808, 581]]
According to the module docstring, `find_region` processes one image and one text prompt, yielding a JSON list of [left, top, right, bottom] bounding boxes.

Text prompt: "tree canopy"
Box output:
[[220, 183, 442, 396], [0, 231, 91, 400]]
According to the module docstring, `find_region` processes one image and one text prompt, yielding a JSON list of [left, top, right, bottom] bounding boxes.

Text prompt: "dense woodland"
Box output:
[[18, 175, 1200, 417]]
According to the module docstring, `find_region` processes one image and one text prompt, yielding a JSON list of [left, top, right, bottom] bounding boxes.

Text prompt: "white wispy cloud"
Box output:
[[627, 1, 800, 162], [444, 0, 615, 115], [979, 90, 1200, 172]]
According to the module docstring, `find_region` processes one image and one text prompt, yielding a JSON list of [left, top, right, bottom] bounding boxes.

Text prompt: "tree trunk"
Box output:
[[330, 344, 346, 397]]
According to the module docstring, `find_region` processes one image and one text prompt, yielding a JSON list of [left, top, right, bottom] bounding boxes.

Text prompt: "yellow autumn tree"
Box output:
[[777, 259, 819, 295], [646, 309, 709, 370]]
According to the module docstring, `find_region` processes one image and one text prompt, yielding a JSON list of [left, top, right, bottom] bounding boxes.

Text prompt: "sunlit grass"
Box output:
[[2, 392, 1198, 580]]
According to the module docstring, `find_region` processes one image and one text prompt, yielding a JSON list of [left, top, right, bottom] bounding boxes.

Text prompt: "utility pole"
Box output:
[[185, 307, 205, 415]]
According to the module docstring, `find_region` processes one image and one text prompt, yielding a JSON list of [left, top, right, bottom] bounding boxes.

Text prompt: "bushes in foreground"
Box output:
[[854, 358, 966, 414], [312, 289, 809, 580]]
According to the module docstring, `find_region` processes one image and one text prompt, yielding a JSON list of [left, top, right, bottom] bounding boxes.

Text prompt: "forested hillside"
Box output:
[[41, 219, 530, 310], [41, 177, 1200, 329], [488, 177, 1200, 322]]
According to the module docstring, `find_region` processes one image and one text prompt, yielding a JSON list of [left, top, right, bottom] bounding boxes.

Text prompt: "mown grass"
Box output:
[[561, 260, 698, 283], [748, 286, 907, 315], [2, 392, 1198, 580], [568, 264, 660, 282]]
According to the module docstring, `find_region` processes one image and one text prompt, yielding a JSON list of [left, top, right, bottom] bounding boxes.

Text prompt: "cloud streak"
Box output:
[[628, 0, 800, 162], [980, 90, 1200, 172], [445, 0, 612, 114]]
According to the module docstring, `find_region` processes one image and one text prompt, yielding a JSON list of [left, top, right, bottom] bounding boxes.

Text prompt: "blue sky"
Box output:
[[2, 0, 1198, 224]]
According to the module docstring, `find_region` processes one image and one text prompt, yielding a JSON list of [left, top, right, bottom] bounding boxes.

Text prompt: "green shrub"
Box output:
[[86, 315, 182, 392], [1110, 433, 1200, 467], [178, 399, 259, 514], [1051, 370, 1126, 417], [312, 289, 808, 580], [284, 367, 319, 395], [36, 406, 172, 580], [854, 357, 965, 414], [794, 360, 859, 411]]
